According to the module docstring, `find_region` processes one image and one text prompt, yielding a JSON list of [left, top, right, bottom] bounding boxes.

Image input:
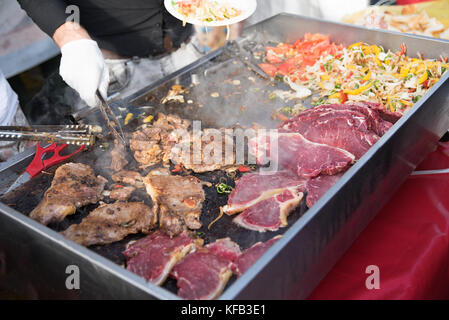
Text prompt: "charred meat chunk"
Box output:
[[61, 202, 156, 246], [109, 186, 136, 201], [143, 171, 206, 236], [29, 163, 107, 225], [110, 140, 128, 172], [111, 170, 143, 186]]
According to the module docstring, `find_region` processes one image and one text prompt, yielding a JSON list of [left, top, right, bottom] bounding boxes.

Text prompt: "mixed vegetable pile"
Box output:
[[259, 33, 448, 114], [173, 0, 242, 23]]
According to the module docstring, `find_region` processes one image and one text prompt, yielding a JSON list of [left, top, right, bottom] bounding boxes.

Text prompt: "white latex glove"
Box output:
[[59, 39, 109, 107]]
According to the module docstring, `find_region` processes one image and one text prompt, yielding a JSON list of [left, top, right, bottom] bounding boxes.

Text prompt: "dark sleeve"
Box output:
[[17, 0, 69, 37]]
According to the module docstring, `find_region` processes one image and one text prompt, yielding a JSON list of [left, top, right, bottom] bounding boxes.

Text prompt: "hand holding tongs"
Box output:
[[96, 90, 127, 146], [0, 124, 102, 146]]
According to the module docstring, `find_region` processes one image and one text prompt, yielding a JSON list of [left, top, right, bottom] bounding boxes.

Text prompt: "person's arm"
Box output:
[[18, 0, 109, 107], [17, 0, 68, 39]]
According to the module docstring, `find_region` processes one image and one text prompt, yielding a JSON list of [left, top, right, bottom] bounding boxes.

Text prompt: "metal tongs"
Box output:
[[0, 124, 102, 146], [96, 90, 127, 145]]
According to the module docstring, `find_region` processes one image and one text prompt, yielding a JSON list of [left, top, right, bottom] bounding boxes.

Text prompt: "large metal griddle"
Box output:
[[0, 14, 448, 299]]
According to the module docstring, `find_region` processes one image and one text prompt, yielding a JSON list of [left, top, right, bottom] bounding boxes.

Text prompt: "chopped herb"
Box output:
[[426, 70, 432, 78], [335, 84, 341, 89], [195, 231, 205, 237], [312, 97, 326, 106], [412, 95, 422, 103], [323, 62, 333, 72], [374, 80, 381, 90], [274, 75, 284, 82], [405, 74, 413, 81], [442, 67, 447, 74], [216, 183, 233, 194]]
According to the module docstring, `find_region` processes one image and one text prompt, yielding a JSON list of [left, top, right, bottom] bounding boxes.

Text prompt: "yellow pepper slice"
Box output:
[[321, 74, 330, 81], [124, 113, 134, 125], [387, 96, 395, 112], [418, 71, 428, 84], [348, 42, 364, 50], [329, 92, 341, 99], [362, 71, 371, 82], [143, 115, 154, 123], [400, 100, 413, 106], [344, 81, 373, 95]]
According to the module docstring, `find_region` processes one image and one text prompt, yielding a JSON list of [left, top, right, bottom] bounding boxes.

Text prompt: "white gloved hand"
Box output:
[[59, 39, 109, 107]]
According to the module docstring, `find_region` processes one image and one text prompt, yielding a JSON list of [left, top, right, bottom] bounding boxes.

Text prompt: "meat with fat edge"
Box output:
[[233, 187, 304, 232], [223, 171, 307, 215], [170, 238, 241, 300], [123, 230, 202, 286]]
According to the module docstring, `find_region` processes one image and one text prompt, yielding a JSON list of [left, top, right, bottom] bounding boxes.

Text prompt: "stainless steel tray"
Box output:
[[0, 13, 448, 299]]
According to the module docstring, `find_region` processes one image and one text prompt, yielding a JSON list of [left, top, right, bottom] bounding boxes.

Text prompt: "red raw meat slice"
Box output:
[[233, 236, 282, 277], [233, 187, 304, 232], [352, 101, 402, 124], [223, 171, 307, 214], [306, 173, 343, 208], [122, 230, 201, 285], [206, 238, 241, 262], [170, 238, 241, 300], [250, 132, 355, 178], [278, 103, 393, 158]]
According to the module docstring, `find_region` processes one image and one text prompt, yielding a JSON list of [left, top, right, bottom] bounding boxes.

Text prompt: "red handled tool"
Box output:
[[5, 143, 85, 194]]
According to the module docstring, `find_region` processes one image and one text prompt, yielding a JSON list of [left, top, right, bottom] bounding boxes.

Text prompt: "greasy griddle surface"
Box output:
[[0, 49, 310, 296]]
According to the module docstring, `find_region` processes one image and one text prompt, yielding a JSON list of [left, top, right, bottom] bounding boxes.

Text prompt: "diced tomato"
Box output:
[[258, 63, 278, 77], [238, 165, 251, 173], [277, 57, 301, 75], [266, 49, 283, 64]]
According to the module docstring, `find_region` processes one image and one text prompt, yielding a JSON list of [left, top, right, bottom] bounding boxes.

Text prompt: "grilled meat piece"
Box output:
[[130, 113, 190, 167], [110, 140, 128, 172], [61, 202, 156, 246], [170, 238, 241, 300], [143, 172, 206, 236], [109, 186, 136, 201], [111, 170, 143, 186], [123, 230, 202, 285], [170, 128, 236, 173], [29, 163, 107, 226]]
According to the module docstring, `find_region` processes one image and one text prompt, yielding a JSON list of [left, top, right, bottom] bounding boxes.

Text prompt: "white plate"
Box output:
[[164, 0, 257, 27]]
